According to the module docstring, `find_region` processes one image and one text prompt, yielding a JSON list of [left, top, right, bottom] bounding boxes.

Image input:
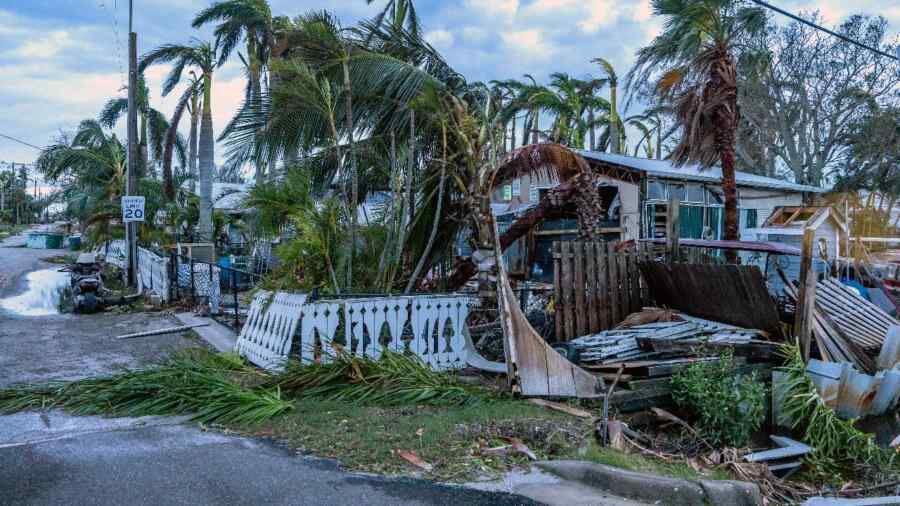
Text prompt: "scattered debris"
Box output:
[[116, 323, 210, 340], [744, 435, 813, 479], [396, 449, 434, 472], [527, 398, 594, 419], [802, 359, 900, 419]]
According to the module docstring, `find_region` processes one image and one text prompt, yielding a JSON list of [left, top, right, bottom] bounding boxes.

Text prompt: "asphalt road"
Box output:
[[0, 236, 539, 505], [0, 412, 536, 506]]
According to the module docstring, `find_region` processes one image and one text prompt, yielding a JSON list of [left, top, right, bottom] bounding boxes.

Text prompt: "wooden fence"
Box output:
[[553, 241, 648, 341]]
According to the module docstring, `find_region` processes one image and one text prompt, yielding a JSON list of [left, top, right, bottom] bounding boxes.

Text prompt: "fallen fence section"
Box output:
[[502, 233, 602, 398], [640, 261, 784, 338], [234, 292, 483, 372], [553, 241, 648, 341], [235, 291, 308, 370], [783, 277, 899, 373], [99, 240, 172, 303]]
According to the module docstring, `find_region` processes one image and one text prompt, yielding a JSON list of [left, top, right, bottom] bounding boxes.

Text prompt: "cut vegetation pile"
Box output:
[[0, 349, 292, 425], [269, 351, 497, 406]]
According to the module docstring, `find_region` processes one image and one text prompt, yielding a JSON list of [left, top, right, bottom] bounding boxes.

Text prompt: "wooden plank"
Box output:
[[596, 242, 610, 331], [560, 241, 575, 341], [574, 241, 587, 337], [617, 250, 629, 324], [585, 242, 599, 334], [607, 243, 620, 327], [629, 253, 641, 314], [553, 241, 563, 341]]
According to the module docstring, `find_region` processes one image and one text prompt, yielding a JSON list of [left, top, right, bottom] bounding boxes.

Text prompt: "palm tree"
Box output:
[[37, 120, 128, 241], [628, 0, 766, 245], [99, 74, 179, 179], [140, 39, 223, 242], [193, 0, 274, 185], [592, 58, 622, 154], [365, 0, 421, 38]]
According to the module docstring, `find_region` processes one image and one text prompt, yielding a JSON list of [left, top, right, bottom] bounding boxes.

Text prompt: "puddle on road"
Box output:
[[0, 269, 71, 316]]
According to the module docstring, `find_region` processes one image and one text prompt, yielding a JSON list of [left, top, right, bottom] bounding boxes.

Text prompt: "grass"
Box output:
[[581, 442, 731, 481], [232, 398, 591, 480]]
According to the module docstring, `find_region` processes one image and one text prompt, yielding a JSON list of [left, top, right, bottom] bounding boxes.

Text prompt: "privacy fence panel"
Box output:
[[553, 241, 649, 341]]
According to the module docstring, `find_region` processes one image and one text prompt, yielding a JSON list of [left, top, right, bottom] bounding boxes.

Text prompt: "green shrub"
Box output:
[[670, 351, 766, 446]]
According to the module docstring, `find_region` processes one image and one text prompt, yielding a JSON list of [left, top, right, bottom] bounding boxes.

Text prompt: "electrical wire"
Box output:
[[0, 132, 42, 150], [751, 0, 899, 61]]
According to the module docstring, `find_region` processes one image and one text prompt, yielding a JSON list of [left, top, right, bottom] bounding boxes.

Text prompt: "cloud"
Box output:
[[500, 29, 556, 63], [425, 29, 455, 49]]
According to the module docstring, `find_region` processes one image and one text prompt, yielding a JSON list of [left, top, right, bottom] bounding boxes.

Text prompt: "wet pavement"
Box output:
[[0, 235, 539, 505], [0, 243, 199, 388]]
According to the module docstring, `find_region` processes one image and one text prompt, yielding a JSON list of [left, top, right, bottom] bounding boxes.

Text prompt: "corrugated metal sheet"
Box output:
[[806, 359, 900, 419]]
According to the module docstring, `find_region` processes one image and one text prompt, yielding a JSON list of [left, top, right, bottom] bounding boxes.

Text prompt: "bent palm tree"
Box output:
[[140, 40, 223, 241], [592, 58, 622, 154], [628, 0, 766, 245]]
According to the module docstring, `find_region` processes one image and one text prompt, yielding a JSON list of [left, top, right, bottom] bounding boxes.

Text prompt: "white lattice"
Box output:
[[234, 291, 308, 370], [298, 295, 477, 370]]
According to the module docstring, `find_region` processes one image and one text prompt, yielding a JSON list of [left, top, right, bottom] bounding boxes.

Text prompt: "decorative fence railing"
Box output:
[[235, 291, 481, 371], [99, 240, 171, 303], [553, 241, 650, 341]]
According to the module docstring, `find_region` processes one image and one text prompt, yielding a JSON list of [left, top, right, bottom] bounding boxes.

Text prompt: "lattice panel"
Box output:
[[234, 291, 308, 370]]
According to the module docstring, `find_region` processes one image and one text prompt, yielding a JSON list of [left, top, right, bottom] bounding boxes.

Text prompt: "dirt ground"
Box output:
[[0, 240, 199, 388]]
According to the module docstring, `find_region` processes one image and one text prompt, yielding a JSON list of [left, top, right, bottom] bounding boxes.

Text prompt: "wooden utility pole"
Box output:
[[795, 227, 817, 361], [125, 1, 138, 286]]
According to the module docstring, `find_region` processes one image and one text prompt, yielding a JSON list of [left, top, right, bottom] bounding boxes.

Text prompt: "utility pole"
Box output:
[[125, 0, 138, 286]]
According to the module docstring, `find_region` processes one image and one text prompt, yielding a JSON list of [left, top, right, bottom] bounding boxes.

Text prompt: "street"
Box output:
[[0, 237, 536, 506]]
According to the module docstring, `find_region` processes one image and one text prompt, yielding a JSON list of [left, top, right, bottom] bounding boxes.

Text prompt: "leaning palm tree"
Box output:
[[140, 39, 223, 242], [628, 0, 766, 244]]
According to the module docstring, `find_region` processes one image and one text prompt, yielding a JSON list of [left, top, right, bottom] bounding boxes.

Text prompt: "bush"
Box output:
[[670, 351, 766, 446]]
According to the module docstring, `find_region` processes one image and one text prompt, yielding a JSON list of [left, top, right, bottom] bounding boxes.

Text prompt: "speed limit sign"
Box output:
[[121, 196, 146, 223]]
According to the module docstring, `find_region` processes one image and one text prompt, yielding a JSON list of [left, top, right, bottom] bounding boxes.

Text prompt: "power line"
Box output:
[[751, 0, 899, 61], [0, 132, 42, 150]]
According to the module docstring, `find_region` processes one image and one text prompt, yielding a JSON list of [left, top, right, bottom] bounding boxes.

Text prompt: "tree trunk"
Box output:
[[588, 108, 596, 150], [139, 113, 150, 178], [510, 113, 517, 151], [531, 107, 539, 144], [407, 109, 416, 226], [343, 58, 357, 290], [188, 95, 199, 191], [405, 129, 447, 293], [197, 72, 215, 242], [609, 84, 620, 154]]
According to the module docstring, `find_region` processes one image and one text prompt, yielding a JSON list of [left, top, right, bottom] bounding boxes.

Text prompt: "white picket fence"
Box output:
[[235, 292, 482, 371], [98, 240, 171, 302]]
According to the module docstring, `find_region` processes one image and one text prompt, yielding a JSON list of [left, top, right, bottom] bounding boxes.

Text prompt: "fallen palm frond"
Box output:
[[0, 349, 292, 425], [268, 351, 496, 407], [778, 344, 892, 469]]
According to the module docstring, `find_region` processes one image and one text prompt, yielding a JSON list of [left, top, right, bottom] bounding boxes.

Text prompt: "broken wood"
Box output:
[[527, 398, 594, 419], [115, 323, 209, 340], [795, 228, 817, 361]]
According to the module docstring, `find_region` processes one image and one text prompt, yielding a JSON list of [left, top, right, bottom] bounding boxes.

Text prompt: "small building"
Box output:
[[491, 150, 827, 281]]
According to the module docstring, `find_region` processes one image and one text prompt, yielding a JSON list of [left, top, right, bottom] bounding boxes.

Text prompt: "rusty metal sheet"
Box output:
[[639, 261, 784, 338], [876, 326, 900, 370], [806, 359, 900, 419]]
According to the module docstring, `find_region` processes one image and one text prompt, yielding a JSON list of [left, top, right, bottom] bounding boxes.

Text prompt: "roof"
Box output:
[[641, 237, 802, 255], [212, 183, 251, 212], [577, 150, 826, 194]]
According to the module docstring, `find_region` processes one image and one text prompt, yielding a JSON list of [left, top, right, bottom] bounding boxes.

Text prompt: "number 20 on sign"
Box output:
[[121, 196, 146, 223]]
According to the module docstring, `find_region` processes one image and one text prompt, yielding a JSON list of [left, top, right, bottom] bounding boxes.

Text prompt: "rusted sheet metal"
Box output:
[[495, 222, 603, 399], [639, 261, 784, 338], [876, 326, 900, 370], [806, 359, 900, 419], [641, 238, 801, 256]]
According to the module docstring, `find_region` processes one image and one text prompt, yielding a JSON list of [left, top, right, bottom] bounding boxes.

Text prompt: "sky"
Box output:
[[1, 0, 899, 176]]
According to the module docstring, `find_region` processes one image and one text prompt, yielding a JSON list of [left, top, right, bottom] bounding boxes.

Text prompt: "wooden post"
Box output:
[[666, 195, 680, 263], [795, 228, 817, 361]]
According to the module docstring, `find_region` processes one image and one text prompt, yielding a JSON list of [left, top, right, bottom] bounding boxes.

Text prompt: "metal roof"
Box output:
[[641, 237, 802, 255], [577, 150, 826, 193]]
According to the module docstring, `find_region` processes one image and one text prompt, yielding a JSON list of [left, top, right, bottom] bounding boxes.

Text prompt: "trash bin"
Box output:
[[68, 234, 82, 251]]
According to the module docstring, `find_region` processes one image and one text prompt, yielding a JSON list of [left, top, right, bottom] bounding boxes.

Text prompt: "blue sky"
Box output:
[[1, 0, 899, 170]]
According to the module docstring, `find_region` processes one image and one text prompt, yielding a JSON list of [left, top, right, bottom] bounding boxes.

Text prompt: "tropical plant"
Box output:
[[193, 0, 275, 184], [592, 57, 622, 153], [628, 0, 767, 247], [140, 39, 224, 242], [670, 350, 765, 446]]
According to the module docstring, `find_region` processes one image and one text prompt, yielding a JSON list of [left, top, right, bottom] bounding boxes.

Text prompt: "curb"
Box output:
[[536, 460, 763, 506]]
